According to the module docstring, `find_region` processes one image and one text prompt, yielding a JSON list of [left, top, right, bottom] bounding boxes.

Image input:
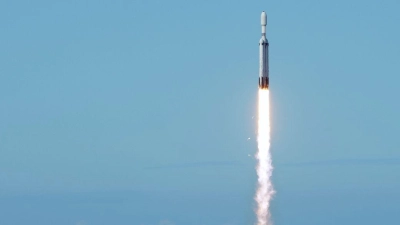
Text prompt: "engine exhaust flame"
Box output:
[[255, 89, 274, 225]]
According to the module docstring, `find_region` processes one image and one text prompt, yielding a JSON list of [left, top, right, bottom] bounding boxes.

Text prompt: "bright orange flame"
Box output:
[[255, 89, 274, 225]]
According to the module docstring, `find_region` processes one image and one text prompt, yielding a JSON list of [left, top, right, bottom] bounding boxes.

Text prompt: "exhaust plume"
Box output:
[[255, 89, 274, 225]]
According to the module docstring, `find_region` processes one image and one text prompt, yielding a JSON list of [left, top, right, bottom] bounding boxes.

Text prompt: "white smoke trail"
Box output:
[[255, 89, 274, 225]]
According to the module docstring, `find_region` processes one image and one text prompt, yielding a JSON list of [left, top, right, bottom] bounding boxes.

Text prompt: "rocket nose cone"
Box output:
[[261, 11, 267, 26]]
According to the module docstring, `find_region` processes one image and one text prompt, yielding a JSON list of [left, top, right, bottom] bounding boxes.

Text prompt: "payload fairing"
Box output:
[[259, 11, 269, 89]]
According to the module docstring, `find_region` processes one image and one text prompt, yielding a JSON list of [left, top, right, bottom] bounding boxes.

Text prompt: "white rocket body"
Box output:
[[259, 11, 269, 89]]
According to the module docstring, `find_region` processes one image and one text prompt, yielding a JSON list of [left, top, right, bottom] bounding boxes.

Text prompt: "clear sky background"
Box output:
[[1, 0, 400, 225]]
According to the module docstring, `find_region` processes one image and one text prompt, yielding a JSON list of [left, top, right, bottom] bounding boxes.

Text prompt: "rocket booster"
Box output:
[[259, 11, 269, 89]]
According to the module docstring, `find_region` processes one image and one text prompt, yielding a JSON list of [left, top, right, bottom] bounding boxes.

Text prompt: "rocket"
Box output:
[[259, 11, 269, 89]]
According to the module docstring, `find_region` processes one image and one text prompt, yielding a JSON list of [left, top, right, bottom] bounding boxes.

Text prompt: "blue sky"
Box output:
[[1, 0, 400, 224]]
